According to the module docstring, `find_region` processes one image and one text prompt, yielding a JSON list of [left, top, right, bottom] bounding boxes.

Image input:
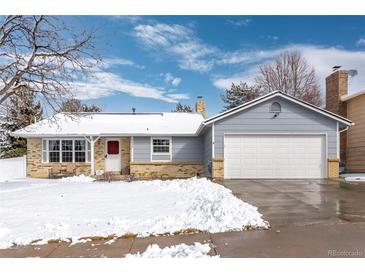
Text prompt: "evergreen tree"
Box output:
[[0, 89, 43, 158], [172, 102, 193, 113], [220, 82, 261, 110]]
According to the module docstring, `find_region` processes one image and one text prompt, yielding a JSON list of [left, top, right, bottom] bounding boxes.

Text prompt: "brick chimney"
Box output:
[[325, 70, 348, 117], [195, 96, 206, 118], [325, 69, 348, 164]]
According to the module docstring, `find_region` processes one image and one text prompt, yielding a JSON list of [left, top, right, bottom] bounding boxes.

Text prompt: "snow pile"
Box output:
[[343, 173, 365, 182], [59, 174, 96, 183], [125, 242, 216, 258], [0, 177, 267, 248], [139, 177, 267, 234]]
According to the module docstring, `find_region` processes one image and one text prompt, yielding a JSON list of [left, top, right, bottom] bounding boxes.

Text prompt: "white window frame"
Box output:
[[42, 138, 91, 164], [48, 139, 61, 163], [150, 137, 172, 162], [61, 139, 74, 163]]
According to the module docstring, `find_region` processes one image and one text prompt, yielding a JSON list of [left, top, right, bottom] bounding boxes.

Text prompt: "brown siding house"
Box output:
[[326, 70, 365, 172]]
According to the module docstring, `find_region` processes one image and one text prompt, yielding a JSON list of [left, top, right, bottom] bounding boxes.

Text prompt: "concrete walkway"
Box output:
[[1, 222, 365, 258]]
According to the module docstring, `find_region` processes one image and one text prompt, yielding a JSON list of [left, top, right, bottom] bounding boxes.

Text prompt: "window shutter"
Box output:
[[42, 139, 48, 163]]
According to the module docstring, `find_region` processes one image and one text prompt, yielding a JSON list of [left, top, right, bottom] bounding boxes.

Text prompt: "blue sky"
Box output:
[[66, 16, 365, 117]]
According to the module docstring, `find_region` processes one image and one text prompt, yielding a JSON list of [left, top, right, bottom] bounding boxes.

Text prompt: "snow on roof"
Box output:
[[12, 112, 204, 137], [341, 89, 365, 102]]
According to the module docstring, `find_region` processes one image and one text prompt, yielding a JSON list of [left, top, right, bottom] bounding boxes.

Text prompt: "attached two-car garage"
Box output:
[[224, 134, 326, 179], [205, 92, 352, 180]]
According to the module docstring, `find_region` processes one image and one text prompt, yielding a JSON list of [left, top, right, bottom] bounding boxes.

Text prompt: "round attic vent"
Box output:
[[270, 102, 281, 113]]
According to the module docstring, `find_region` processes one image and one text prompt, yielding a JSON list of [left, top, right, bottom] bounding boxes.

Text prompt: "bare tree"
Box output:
[[172, 102, 193, 113], [255, 50, 322, 106], [221, 82, 262, 110], [0, 16, 100, 116], [59, 98, 102, 113]]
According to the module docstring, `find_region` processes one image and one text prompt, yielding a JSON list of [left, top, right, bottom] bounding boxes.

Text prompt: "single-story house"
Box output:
[[12, 91, 352, 180], [326, 69, 365, 172]]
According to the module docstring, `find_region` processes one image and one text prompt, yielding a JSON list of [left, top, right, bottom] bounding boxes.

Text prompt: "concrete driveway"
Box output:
[[221, 179, 365, 228]]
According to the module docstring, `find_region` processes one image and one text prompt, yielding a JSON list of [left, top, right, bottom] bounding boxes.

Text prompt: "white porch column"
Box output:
[[85, 136, 100, 176]]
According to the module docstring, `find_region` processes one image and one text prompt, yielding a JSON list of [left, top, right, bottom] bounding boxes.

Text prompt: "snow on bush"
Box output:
[[125, 242, 216, 258], [0, 177, 268, 248], [59, 174, 96, 183]]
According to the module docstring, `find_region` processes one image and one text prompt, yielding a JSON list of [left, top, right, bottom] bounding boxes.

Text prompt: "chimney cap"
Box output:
[[332, 65, 342, 71], [348, 69, 358, 77]]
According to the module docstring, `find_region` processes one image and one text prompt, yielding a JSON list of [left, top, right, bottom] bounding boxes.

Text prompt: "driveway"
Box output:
[[221, 179, 365, 228]]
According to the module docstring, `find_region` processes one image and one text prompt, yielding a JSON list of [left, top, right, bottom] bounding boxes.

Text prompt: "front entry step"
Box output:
[[95, 172, 132, 182]]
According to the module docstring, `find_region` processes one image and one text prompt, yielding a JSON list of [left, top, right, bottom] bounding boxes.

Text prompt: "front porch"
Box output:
[[26, 137, 131, 179], [92, 137, 131, 177]]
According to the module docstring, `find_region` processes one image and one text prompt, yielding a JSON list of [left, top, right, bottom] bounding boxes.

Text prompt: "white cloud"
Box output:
[[101, 57, 145, 69], [218, 48, 282, 66], [133, 22, 280, 72], [133, 23, 217, 72], [166, 93, 189, 100], [212, 66, 259, 90], [226, 18, 252, 27], [212, 44, 365, 96], [260, 35, 279, 41], [164, 72, 182, 87], [71, 71, 188, 103], [171, 78, 181, 87], [109, 16, 143, 24], [356, 37, 365, 47]]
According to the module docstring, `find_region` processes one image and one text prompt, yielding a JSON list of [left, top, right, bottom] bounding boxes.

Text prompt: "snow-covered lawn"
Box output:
[[0, 177, 268, 249], [125, 242, 217, 258]]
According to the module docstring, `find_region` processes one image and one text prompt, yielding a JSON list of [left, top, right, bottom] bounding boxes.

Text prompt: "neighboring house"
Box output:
[[12, 91, 351, 180], [326, 70, 365, 173]]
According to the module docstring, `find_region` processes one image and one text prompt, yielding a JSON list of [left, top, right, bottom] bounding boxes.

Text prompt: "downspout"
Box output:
[[339, 126, 350, 133], [337, 124, 352, 164]]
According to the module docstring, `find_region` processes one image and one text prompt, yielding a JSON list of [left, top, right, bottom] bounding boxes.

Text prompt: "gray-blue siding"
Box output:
[[133, 136, 204, 162], [213, 97, 338, 158], [203, 128, 212, 176]]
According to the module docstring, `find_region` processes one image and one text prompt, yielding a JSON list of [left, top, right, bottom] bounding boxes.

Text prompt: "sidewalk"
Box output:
[[1, 222, 365, 258]]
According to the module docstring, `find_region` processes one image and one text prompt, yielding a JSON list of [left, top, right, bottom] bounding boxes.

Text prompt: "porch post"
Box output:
[[85, 136, 100, 176], [90, 140, 95, 176]]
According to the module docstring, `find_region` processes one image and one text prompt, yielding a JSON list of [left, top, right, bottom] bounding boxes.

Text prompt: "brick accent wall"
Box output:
[[121, 137, 131, 174], [325, 70, 348, 163], [211, 156, 339, 179], [94, 138, 105, 172], [212, 157, 224, 179], [130, 162, 204, 179], [27, 137, 132, 178], [27, 138, 90, 178], [328, 158, 340, 178]]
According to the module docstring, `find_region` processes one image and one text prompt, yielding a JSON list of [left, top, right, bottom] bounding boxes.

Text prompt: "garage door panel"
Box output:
[[224, 135, 325, 179]]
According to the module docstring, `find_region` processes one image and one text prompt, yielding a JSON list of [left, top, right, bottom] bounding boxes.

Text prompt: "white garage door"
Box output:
[[224, 134, 326, 179]]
